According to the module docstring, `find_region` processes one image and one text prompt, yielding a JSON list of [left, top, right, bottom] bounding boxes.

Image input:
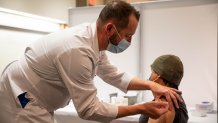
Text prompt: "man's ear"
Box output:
[[105, 23, 114, 35]]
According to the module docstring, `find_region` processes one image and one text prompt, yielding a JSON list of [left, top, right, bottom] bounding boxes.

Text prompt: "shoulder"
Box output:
[[148, 99, 176, 123], [173, 99, 189, 123]]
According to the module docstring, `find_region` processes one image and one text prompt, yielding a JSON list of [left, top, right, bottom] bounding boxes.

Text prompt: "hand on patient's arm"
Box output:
[[149, 81, 182, 110], [116, 100, 169, 119], [127, 77, 183, 110], [149, 98, 175, 123]]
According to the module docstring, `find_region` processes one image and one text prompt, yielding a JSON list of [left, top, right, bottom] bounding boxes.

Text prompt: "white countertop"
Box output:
[[54, 103, 217, 123]]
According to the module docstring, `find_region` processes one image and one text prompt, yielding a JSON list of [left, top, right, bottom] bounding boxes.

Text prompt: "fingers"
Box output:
[[157, 100, 169, 109], [155, 101, 169, 118], [169, 90, 179, 108], [163, 91, 172, 111], [168, 88, 185, 109], [146, 101, 168, 119], [151, 83, 183, 110], [169, 88, 183, 103], [170, 88, 182, 95]]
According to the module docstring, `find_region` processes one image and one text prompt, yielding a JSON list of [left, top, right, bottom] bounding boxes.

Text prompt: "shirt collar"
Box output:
[[91, 22, 100, 58]]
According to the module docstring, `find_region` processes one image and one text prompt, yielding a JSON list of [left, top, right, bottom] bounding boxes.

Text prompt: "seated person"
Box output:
[[139, 54, 189, 123]]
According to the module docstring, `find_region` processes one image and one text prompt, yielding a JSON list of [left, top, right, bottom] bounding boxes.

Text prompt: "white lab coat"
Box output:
[[0, 23, 133, 123]]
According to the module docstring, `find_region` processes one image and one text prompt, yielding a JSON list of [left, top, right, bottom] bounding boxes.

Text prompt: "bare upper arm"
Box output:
[[148, 108, 175, 123], [148, 99, 175, 123]]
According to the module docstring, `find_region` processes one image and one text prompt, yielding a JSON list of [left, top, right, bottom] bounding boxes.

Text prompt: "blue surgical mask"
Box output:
[[107, 25, 130, 53], [107, 39, 130, 53]]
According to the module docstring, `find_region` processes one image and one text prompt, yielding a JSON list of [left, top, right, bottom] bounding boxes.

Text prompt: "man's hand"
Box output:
[[148, 81, 183, 110], [126, 77, 183, 110], [140, 101, 169, 119], [116, 100, 169, 119]]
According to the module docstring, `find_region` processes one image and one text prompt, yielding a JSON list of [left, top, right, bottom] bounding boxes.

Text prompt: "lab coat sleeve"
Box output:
[[96, 52, 134, 93], [54, 47, 117, 123]]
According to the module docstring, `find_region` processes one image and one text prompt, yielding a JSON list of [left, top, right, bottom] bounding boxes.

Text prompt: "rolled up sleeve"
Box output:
[[54, 48, 118, 122], [96, 52, 134, 93]]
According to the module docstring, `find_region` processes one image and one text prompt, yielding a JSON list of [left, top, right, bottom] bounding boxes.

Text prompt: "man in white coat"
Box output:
[[0, 0, 183, 123]]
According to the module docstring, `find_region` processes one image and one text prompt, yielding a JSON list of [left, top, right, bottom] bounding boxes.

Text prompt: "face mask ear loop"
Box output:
[[113, 25, 122, 40], [153, 75, 160, 82]]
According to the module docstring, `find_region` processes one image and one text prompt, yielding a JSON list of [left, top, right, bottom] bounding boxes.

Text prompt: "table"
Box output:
[[54, 104, 217, 123]]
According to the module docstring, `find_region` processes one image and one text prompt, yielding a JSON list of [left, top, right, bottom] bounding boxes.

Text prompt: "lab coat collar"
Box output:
[[91, 22, 100, 58]]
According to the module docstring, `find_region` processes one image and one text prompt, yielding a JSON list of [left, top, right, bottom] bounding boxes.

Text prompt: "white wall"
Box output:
[[0, 27, 45, 74], [140, 0, 217, 108], [0, 0, 75, 22], [0, 7, 67, 74], [0, 0, 75, 73]]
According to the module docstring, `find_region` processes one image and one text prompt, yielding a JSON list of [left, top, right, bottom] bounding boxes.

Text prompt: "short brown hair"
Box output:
[[97, 0, 140, 29]]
